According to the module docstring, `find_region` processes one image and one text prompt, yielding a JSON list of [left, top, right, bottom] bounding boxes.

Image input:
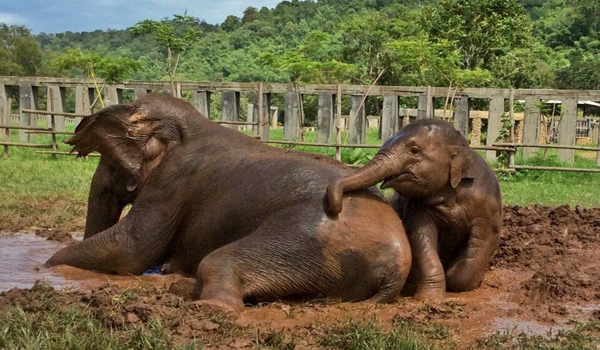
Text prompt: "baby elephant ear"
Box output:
[[449, 145, 475, 188], [65, 104, 143, 182]]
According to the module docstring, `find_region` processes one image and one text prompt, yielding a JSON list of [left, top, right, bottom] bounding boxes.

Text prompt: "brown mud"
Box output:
[[1, 204, 599, 348]]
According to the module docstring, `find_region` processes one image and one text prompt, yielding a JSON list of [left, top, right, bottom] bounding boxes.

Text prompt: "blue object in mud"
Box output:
[[142, 266, 163, 275]]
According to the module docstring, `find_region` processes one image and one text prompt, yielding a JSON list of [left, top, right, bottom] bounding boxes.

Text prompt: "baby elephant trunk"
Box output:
[[326, 152, 398, 215]]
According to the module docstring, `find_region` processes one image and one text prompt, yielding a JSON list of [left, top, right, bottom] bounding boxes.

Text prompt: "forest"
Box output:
[[1, 0, 599, 91]]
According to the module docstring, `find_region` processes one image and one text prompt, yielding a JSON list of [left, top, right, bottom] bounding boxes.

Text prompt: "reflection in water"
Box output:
[[0, 233, 183, 292], [491, 318, 570, 336], [0, 233, 70, 291]]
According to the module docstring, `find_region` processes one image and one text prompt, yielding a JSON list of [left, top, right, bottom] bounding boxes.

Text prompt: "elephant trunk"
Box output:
[[327, 151, 399, 215]]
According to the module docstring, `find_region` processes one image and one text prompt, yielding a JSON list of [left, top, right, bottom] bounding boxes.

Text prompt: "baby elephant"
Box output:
[[327, 119, 501, 302]]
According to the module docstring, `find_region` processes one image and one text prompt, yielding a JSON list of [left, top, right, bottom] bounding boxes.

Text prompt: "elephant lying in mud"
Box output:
[[45, 94, 412, 314], [327, 119, 502, 302]]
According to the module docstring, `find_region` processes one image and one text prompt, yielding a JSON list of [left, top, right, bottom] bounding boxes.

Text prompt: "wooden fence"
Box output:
[[1, 76, 600, 171]]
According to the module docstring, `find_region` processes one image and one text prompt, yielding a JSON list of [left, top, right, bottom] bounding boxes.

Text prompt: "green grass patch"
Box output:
[[319, 318, 456, 350], [499, 150, 600, 207], [0, 285, 200, 350]]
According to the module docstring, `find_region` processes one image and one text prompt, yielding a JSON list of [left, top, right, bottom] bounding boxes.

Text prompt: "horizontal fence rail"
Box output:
[[0, 76, 599, 172]]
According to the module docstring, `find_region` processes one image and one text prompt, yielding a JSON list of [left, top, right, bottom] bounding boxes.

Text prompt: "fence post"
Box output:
[[597, 126, 600, 167], [193, 90, 211, 118], [254, 88, 271, 141], [417, 86, 434, 120], [558, 98, 578, 163], [105, 86, 122, 106], [336, 84, 342, 161], [381, 95, 398, 142], [349, 95, 367, 144], [246, 103, 254, 133], [222, 91, 240, 130], [3, 96, 11, 158], [284, 91, 301, 140], [0, 84, 6, 134], [48, 86, 66, 132], [134, 88, 150, 100], [523, 96, 541, 158], [271, 106, 278, 129], [453, 95, 469, 138], [317, 92, 334, 144], [19, 84, 35, 142], [486, 95, 505, 161], [75, 85, 92, 124]]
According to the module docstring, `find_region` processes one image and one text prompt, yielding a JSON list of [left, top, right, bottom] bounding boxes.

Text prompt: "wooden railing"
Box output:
[[1, 76, 599, 171]]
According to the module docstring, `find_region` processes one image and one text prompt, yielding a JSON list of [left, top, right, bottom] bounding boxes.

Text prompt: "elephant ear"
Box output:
[[449, 145, 475, 189], [66, 105, 143, 186]]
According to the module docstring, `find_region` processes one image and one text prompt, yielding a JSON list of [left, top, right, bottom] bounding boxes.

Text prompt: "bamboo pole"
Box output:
[[0, 142, 52, 148], [21, 109, 88, 118], [214, 120, 257, 126], [512, 165, 600, 173], [257, 82, 263, 139], [336, 84, 342, 161], [266, 140, 513, 151], [508, 89, 516, 167], [493, 142, 600, 151], [37, 151, 100, 157], [50, 113, 57, 159]]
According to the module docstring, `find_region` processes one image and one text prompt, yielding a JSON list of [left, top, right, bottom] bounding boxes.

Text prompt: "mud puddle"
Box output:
[[0, 232, 184, 292]]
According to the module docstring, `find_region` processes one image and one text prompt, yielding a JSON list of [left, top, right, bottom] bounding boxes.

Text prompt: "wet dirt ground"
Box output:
[[1, 204, 599, 348]]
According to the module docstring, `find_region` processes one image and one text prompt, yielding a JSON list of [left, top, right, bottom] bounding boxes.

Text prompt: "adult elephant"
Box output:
[[326, 119, 502, 302], [46, 94, 411, 314]]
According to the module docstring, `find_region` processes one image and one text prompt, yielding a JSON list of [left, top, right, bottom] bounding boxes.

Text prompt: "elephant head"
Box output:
[[67, 94, 189, 238], [327, 119, 474, 215]]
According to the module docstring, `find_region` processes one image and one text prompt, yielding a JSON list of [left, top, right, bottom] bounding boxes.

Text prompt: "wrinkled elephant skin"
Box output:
[[45, 94, 412, 315], [327, 119, 502, 302]]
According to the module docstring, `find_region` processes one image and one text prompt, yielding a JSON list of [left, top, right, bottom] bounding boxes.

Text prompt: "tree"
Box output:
[[242, 7, 260, 24], [221, 15, 241, 32], [53, 47, 140, 107], [0, 24, 43, 76], [423, 0, 531, 70], [130, 14, 202, 95]]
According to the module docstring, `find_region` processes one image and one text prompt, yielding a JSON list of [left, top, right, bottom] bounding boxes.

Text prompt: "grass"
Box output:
[[1, 282, 598, 349], [0, 124, 97, 230], [499, 150, 600, 207], [0, 284, 201, 350], [320, 318, 458, 350], [1, 126, 599, 231]]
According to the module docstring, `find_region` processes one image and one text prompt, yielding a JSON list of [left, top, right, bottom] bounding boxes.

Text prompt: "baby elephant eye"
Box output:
[[410, 146, 421, 155]]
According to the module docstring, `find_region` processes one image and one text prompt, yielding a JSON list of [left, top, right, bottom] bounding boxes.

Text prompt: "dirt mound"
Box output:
[[494, 205, 600, 303]]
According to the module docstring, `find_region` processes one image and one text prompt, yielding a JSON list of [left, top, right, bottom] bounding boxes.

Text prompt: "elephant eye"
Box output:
[[410, 146, 421, 155]]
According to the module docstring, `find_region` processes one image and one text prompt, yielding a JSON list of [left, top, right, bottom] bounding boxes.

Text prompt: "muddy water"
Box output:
[[0, 233, 184, 292]]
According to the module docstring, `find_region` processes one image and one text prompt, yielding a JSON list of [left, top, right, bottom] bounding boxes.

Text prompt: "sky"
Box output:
[[0, 0, 283, 34]]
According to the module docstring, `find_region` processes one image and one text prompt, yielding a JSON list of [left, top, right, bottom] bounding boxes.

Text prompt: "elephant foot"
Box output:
[[414, 288, 445, 303], [191, 299, 241, 319], [161, 262, 175, 274]]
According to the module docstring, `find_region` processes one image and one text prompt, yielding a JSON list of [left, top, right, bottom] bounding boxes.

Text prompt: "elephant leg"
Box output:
[[445, 219, 500, 292], [46, 200, 177, 275], [405, 213, 445, 302], [194, 206, 409, 314], [194, 250, 245, 314], [193, 228, 327, 315]]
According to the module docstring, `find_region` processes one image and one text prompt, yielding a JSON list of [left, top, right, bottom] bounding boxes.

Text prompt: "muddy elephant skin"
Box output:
[[45, 94, 412, 313], [326, 119, 502, 302]]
